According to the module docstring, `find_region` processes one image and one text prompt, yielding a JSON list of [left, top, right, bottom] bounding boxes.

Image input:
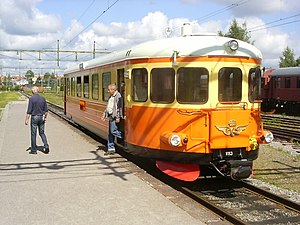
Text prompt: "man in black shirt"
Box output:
[[25, 86, 49, 154]]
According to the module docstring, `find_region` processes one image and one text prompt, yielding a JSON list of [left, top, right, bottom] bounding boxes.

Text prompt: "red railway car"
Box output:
[[262, 67, 300, 115]]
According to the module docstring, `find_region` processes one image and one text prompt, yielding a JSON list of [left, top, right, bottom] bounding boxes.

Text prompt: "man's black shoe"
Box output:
[[44, 147, 50, 154], [29, 151, 37, 154]]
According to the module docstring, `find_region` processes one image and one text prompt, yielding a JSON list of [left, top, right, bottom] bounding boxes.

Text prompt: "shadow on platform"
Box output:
[[0, 146, 130, 183]]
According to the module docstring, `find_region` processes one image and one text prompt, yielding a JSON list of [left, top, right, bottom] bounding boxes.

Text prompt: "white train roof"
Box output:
[[64, 34, 262, 74]]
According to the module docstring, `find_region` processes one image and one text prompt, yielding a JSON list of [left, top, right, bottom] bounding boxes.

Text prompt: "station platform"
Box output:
[[0, 100, 206, 225]]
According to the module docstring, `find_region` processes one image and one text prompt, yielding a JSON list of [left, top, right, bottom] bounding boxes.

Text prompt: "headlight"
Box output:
[[170, 134, 181, 147], [264, 132, 274, 143], [227, 40, 239, 51]]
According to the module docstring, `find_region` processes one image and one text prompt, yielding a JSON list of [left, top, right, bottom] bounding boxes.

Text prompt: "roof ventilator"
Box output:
[[181, 23, 192, 37]]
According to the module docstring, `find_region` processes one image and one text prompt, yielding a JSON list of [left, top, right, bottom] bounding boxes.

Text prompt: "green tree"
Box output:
[[43, 72, 51, 79], [218, 19, 253, 44], [25, 70, 34, 85], [296, 56, 300, 66], [43, 72, 51, 87], [279, 46, 297, 68], [35, 76, 42, 86], [50, 72, 56, 79]]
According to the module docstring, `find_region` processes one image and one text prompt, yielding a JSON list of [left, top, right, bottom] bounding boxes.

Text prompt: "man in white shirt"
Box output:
[[102, 84, 123, 154]]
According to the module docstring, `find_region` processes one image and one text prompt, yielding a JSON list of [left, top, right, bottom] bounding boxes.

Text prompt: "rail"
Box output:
[[261, 114, 300, 142], [178, 178, 300, 225]]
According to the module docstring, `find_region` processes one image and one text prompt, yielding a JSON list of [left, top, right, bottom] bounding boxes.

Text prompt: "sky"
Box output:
[[1, 0, 300, 76]]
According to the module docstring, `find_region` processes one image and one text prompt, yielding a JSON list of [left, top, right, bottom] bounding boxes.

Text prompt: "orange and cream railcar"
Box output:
[[64, 25, 273, 181]]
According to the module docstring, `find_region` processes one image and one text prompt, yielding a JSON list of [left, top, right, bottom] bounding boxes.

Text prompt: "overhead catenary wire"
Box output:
[[194, 0, 249, 23], [63, 0, 121, 48], [0, 0, 102, 72], [169, 1, 299, 37], [77, 0, 96, 22], [249, 14, 300, 32], [167, 0, 249, 37], [248, 13, 300, 30], [43, 0, 97, 51], [0, 53, 19, 60]]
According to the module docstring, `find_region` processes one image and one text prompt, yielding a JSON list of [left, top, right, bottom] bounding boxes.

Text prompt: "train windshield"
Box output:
[[218, 67, 242, 102], [151, 68, 175, 103], [132, 68, 148, 102], [248, 67, 261, 102], [177, 67, 208, 104]]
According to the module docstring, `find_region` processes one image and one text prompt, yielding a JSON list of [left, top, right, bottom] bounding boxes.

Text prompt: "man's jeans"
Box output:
[[107, 116, 122, 151], [31, 115, 48, 152]]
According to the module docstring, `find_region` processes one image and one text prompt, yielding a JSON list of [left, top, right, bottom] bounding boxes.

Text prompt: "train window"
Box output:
[[275, 78, 281, 88], [92, 74, 99, 100], [71, 77, 75, 96], [76, 76, 82, 97], [102, 72, 111, 101], [83, 75, 89, 98], [132, 68, 148, 102], [297, 78, 300, 88], [248, 67, 261, 102], [218, 67, 242, 102], [261, 77, 265, 89], [285, 77, 291, 88], [177, 67, 208, 104], [66, 78, 70, 96], [150, 68, 175, 103]]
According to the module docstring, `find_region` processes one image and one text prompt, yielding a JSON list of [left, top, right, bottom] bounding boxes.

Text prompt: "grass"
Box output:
[[42, 91, 64, 106], [253, 144, 300, 193], [24, 89, 64, 106], [0, 91, 20, 108], [0, 90, 63, 121], [0, 91, 20, 121]]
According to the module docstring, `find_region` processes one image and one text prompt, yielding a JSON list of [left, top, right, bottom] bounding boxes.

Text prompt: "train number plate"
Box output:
[[225, 151, 234, 156]]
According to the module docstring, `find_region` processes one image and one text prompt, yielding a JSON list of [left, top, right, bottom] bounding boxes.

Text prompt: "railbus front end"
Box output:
[[126, 62, 273, 181]]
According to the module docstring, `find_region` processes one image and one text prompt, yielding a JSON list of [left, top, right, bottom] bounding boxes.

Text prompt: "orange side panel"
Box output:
[[126, 106, 209, 153], [66, 97, 108, 135]]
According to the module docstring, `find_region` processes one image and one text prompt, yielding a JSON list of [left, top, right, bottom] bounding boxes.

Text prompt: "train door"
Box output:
[[117, 69, 125, 145], [63, 77, 67, 115]]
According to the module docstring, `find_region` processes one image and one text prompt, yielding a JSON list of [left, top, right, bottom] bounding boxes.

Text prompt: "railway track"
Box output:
[[261, 114, 300, 142], [22, 93, 300, 224], [177, 178, 300, 225]]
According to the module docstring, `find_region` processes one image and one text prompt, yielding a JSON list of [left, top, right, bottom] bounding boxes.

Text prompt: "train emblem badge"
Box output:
[[215, 120, 248, 137]]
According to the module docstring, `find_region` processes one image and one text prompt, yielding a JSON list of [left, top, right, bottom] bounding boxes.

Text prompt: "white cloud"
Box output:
[[60, 12, 300, 68], [88, 11, 170, 49], [231, 0, 295, 17], [193, 20, 223, 34], [92, 22, 127, 37], [62, 20, 84, 48], [0, 0, 61, 36], [6, 33, 59, 49], [209, 15, 299, 68]]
